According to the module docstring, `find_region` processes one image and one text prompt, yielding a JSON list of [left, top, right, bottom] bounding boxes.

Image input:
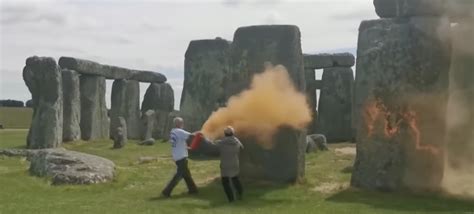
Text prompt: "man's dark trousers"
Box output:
[[162, 158, 198, 196]]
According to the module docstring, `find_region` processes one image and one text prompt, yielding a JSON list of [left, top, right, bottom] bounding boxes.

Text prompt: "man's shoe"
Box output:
[[161, 192, 171, 198]]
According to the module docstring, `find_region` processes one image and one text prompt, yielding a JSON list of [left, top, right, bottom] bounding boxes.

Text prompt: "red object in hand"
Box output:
[[190, 132, 203, 150]]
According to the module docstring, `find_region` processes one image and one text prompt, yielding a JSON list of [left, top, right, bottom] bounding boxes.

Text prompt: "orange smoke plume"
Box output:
[[201, 64, 312, 148]]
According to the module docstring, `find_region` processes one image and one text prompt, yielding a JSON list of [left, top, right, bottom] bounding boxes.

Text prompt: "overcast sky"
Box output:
[[0, 0, 377, 109]]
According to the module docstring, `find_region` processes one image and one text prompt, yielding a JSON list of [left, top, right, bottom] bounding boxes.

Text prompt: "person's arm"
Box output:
[[236, 138, 244, 149]]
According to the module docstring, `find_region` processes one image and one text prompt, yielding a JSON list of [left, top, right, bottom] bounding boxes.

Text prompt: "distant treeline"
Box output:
[[0, 99, 33, 107]]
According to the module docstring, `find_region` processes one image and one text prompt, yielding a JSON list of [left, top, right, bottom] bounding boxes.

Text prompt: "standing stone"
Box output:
[[113, 117, 127, 149], [305, 68, 318, 135], [445, 20, 474, 169], [141, 83, 174, 140], [351, 17, 451, 191], [141, 109, 155, 140], [164, 111, 180, 140], [80, 75, 109, 141], [317, 67, 354, 143], [110, 79, 140, 139], [62, 69, 81, 142], [23, 56, 63, 149], [142, 83, 174, 112], [25, 99, 34, 108], [180, 38, 231, 132], [226, 25, 306, 182]]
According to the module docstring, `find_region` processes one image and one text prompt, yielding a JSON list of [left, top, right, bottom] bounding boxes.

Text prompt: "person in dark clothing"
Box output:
[[215, 126, 244, 202], [161, 117, 198, 198]]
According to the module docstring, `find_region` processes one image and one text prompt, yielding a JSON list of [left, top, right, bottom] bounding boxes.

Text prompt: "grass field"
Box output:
[[0, 107, 32, 129], [0, 129, 473, 214]]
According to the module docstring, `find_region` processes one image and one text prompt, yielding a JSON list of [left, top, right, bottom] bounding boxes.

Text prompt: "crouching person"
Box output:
[[216, 126, 244, 202]]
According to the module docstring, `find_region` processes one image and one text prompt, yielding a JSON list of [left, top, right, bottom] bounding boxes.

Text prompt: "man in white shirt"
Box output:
[[161, 117, 198, 197]]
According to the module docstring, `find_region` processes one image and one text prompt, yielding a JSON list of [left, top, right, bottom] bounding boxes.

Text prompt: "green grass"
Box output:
[[0, 107, 32, 129], [0, 130, 473, 214]]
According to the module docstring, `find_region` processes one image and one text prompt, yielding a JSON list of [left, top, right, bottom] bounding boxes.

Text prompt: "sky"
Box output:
[[0, 0, 377, 109]]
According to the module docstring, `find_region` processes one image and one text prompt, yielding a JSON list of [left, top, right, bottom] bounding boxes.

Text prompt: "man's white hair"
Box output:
[[173, 117, 184, 127]]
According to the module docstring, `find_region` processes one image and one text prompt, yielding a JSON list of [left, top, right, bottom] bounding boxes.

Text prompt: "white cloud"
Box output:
[[1, 0, 376, 110]]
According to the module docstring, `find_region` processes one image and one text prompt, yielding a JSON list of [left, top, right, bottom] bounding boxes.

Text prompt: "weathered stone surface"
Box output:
[[154, 110, 173, 140], [59, 57, 166, 83], [164, 111, 180, 140], [305, 136, 317, 153], [374, 0, 474, 19], [307, 134, 328, 152], [142, 83, 174, 113], [0, 148, 35, 157], [25, 99, 34, 107], [138, 138, 155, 146], [317, 67, 354, 143], [110, 79, 140, 139], [141, 110, 155, 140], [305, 68, 318, 135], [23, 56, 63, 149], [445, 21, 474, 168], [29, 148, 115, 185], [62, 69, 81, 142], [304, 53, 355, 69], [351, 17, 451, 191], [227, 25, 306, 182], [180, 38, 231, 132], [373, 0, 445, 18], [447, 1, 474, 20], [80, 75, 109, 140], [141, 83, 174, 140], [113, 117, 127, 149]]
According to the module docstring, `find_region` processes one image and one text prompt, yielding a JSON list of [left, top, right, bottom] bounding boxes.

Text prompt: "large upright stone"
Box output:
[[142, 83, 174, 113], [141, 110, 155, 140], [23, 56, 63, 149], [141, 83, 174, 139], [180, 38, 231, 132], [351, 17, 451, 191], [305, 67, 318, 135], [110, 79, 140, 139], [80, 75, 109, 141], [317, 67, 354, 143], [445, 20, 474, 168], [226, 25, 306, 182], [62, 69, 81, 142], [113, 117, 127, 149]]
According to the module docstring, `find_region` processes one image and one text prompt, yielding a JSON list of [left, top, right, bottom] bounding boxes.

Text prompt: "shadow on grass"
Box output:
[[326, 188, 474, 212], [148, 177, 288, 209]]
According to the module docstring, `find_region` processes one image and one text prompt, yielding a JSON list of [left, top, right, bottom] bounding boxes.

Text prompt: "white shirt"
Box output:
[[169, 128, 190, 161]]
